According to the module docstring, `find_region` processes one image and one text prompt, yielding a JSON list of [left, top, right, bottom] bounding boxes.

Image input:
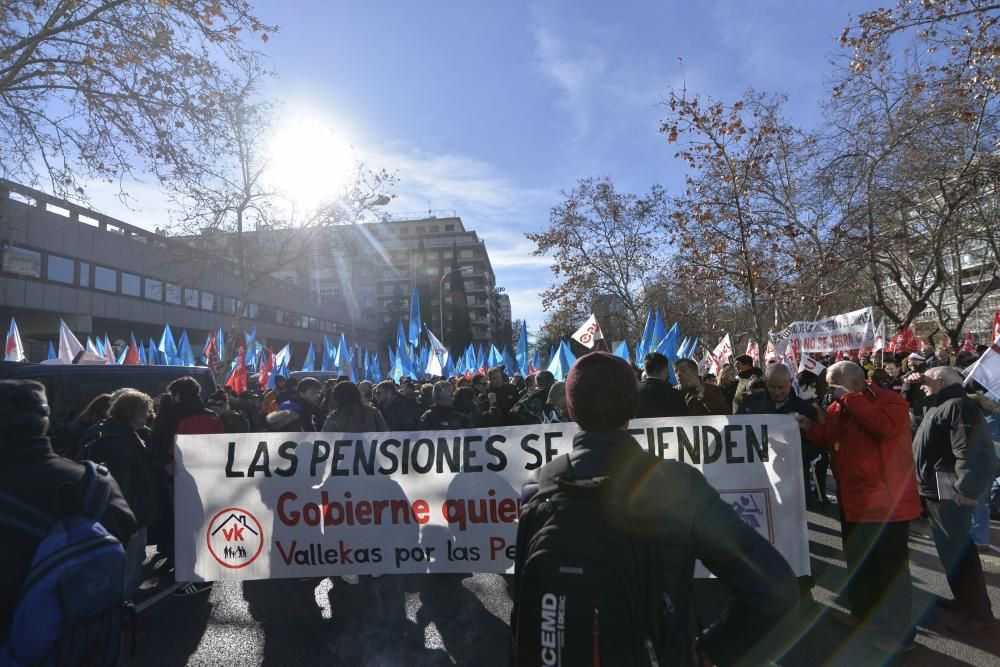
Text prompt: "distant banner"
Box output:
[[770, 306, 875, 355], [174, 416, 809, 581]]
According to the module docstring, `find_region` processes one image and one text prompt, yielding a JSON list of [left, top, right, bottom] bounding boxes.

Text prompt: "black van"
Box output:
[[0, 362, 217, 454]]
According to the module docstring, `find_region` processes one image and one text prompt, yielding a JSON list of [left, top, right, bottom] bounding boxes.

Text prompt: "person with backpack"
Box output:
[[88, 389, 164, 599], [0, 379, 136, 665], [511, 352, 798, 666]]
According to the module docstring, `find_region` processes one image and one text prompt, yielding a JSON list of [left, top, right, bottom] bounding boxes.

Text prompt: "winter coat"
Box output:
[[804, 382, 921, 523], [508, 386, 553, 425], [732, 367, 763, 414], [516, 430, 798, 666], [635, 377, 688, 418], [379, 395, 421, 431], [89, 417, 166, 529], [912, 384, 1000, 500], [679, 383, 730, 416], [322, 404, 388, 433], [0, 435, 136, 633], [418, 405, 472, 430], [738, 391, 818, 422]]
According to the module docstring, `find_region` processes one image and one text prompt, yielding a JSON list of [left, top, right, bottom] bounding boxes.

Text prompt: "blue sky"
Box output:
[[87, 0, 880, 334]]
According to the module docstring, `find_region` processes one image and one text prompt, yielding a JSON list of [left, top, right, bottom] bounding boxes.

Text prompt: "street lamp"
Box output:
[[440, 266, 472, 348]]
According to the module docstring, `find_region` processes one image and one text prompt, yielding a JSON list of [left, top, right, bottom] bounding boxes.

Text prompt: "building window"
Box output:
[[184, 288, 199, 308], [121, 272, 141, 297], [224, 297, 236, 314], [415, 226, 425, 234], [382, 284, 394, 294], [1, 246, 41, 278], [79, 262, 90, 287], [445, 224, 455, 231], [430, 225, 439, 232], [166, 283, 181, 305], [144, 279, 162, 301], [46, 255, 75, 284], [94, 266, 117, 292], [399, 227, 408, 235], [201, 292, 214, 311], [248, 303, 260, 319], [460, 249, 473, 259]]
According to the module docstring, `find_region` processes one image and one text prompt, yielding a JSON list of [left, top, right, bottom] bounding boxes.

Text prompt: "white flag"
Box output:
[[5, 318, 26, 362], [746, 340, 760, 366], [424, 327, 450, 378], [103, 334, 116, 365], [57, 319, 84, 364], [873, 317, 886, 353], [798, 354, 826, 375], [708, 334, 733, 374], [571, 314, 604, 350], [964, 342, 1000, 396]]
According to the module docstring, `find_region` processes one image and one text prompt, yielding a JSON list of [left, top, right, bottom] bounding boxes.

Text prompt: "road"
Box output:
[[127, 504, 1000, 666]]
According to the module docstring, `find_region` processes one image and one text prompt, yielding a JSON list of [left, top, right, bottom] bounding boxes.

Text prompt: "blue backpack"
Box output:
[[0, 461, 126, 666]]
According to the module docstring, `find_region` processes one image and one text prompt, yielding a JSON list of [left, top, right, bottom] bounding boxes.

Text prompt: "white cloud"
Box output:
[[529, 7, 676, 137]]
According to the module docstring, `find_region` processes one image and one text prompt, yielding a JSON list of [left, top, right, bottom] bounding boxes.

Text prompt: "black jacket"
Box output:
[[380, 394, 422, 431], [89, 417, 166, 528], [636, 377, 688, 418], [0, 436, 136, 633], [912, 384, 1000, 499], [517, 431, 798, 666], [418, 405, 472, 430], [738, 391, 818, 422]]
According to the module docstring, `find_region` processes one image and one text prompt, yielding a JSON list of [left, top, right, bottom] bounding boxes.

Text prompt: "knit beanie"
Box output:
[[566, 352, 637, 430], [0, 380, 50, 440]]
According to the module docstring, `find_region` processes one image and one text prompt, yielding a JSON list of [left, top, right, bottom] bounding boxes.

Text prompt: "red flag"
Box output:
[[993, 311, 1000, 343], [902, 327, 922, 353], [203, 332, 219, 373], [961, 332, 977, 356], [226, 344, 248, 395], [258, 348, 274, 388], [123, 339, 141, 365]]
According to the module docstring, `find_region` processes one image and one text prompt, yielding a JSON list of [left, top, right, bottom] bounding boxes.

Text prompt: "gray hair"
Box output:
[[926, 366, 964, 386], [432, 380, 454, 404], [827, 361, 866, 386], [763, 363, 791, 382], [548, 381, 566, 405]]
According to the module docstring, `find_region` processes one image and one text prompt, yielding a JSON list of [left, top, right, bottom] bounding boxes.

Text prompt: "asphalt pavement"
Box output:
[[126, 503, 1000, 666]]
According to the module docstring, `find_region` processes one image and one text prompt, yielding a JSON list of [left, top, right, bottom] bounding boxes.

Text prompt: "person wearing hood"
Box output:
[[0, 380, 136, 639]]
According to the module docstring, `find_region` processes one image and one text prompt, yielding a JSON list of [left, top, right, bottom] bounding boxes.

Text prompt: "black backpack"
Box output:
[[512, 453, 677, 667]]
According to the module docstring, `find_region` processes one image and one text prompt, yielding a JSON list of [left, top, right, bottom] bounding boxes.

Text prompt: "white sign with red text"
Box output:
[[174, 416, 809, 581]]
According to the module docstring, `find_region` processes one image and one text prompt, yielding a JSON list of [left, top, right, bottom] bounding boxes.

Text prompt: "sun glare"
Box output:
[[267, 116, 357, 213]]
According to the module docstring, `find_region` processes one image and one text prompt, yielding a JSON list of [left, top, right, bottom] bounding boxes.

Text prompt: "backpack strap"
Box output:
[[80, 460, 112, 519], [0, 491, 53, 540], [535, 453, 575, 496]]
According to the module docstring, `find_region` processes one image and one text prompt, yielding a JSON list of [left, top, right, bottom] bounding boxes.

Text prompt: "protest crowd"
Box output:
[[1, 309, 999, 665]]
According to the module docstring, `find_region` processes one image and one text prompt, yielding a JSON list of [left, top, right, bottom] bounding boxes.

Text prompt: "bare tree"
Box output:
[[0, 0, 274, 199], [526, 176, 669, 342]]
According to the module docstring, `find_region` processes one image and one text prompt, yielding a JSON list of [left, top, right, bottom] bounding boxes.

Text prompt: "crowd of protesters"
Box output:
[[2, 332, 999, 662]]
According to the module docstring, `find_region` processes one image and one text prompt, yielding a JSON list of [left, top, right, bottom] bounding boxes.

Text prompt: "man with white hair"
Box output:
[[911, 366, 999, 634], [738, 363, 816, 420], [417, 381, 471, 430], [799, 360, 921, 655]]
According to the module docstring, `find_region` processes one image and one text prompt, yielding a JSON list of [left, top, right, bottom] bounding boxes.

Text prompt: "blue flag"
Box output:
[[159, 324, 177, 365], [46, 341, 56, 361], [612, 340, 630, 362], [516, 322, 529, 376], [408, 284, 422, 349], [636, 311, 655, 362], [652, 309, 666, 350], [177, 330, 196, 367], [502, 346, 517, 377], [336, 333, 355, 381]]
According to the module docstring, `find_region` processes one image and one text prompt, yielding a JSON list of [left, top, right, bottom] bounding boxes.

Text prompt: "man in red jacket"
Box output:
[[800, 361, 921, 656]]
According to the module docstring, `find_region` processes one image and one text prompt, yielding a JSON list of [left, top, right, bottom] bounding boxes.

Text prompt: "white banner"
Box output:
[[175, 416, 809, 581], [769, 306, 875, 355]]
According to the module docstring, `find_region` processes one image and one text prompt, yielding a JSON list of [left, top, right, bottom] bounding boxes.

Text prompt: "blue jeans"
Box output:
[[124, 527, 147, 598], [971, 501, 991, 546]]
